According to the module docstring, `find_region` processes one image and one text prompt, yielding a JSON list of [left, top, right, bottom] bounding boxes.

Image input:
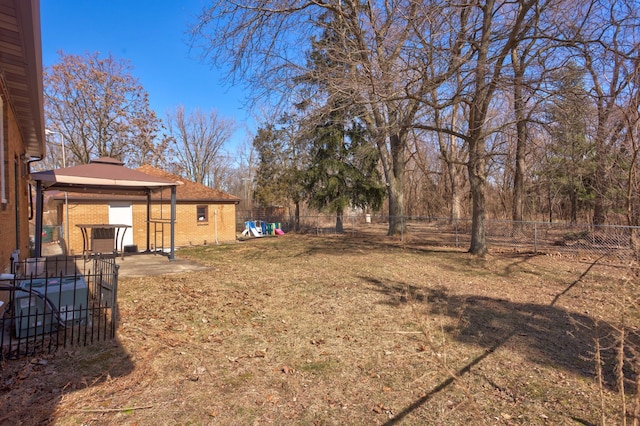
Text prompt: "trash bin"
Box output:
[[42, 225, 56, 243], [91, 227, 115, 253]]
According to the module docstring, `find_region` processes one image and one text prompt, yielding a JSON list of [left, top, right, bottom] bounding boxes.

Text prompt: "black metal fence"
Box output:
[[0, 255, 119, 360]]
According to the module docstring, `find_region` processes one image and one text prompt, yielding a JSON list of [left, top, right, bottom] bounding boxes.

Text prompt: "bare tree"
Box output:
[[619, 80, 640, 254], [192, 0, 640, 255], [44, 51, 161, 166], [126, 117, 174, 169], [425, 87, 468, 223], [571, 1, 640, 225], [509, 7, 560, 226], [164, 105, 235, 186], [229, 138, 258, 212], [404, 128, 451, 218], [191, 1, 462, 236], [414, 0, 552, 254], [622, 98, 640, 225], [451, 0, 546, 255]]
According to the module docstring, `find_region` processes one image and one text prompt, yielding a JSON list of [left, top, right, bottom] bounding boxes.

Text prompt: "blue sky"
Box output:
[[40, 1, 252, 150]]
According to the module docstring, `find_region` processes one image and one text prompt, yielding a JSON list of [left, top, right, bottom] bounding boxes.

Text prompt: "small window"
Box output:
[[197, 205, 208, 222]]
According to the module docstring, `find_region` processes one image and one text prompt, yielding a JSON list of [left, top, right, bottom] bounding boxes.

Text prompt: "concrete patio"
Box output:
[[40, 242, 211, 278]]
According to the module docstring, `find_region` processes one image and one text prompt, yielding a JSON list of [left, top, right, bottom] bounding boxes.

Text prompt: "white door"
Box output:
[[108, 202, 134, 248]]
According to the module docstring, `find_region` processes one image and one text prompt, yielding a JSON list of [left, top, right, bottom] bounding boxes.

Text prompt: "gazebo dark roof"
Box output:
[[30, 157, 178, 195]]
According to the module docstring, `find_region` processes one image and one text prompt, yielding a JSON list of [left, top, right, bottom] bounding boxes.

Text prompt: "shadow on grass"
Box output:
[[184, 232, 467, 265], [361, 258, 638, 425], [0, 336, 134, 424], [0, 255, 135, 424], [286, 233, 464, 260]]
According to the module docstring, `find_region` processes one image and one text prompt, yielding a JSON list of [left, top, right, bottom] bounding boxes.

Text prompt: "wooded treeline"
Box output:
[[41, 1, 640, 255], [192, 0, 640, 255]]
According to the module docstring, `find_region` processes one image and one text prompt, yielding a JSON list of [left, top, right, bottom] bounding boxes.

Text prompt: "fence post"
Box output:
[[111, 263, 119, 335], [534, 222, 537, 254]]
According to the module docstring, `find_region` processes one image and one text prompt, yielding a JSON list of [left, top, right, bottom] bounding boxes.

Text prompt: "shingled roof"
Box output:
[[46, 163, 240, 203], [137, 165, 240, 203]]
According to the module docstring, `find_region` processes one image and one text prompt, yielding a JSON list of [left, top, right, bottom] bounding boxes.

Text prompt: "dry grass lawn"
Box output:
[[1, 232, 639, 425]]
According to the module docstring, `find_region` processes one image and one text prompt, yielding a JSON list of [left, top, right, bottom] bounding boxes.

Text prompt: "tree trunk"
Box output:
[[548, 188, 553, 223], [294, 200, 300, 232], [625, 124, 639, 262], [569, 181, 577, 224], [466, 0, 491, 257], [387, 133, 405, 236], [511, 48, 526, 229], [450, 166, 464, 223], [468, 132, 487, 256], [387, 177, 404, 235], [437, 106, 465, 224], [336, 208, 344, 233], [592, 115, 608, 225]]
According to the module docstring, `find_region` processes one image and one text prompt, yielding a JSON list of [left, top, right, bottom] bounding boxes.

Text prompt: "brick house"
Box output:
[[47, 164, 240, 255], [0, 0, 45, 272]]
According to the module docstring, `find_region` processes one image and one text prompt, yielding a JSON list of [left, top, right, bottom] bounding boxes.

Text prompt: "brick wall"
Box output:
[[0, 98, 30, 272], [63, 200, 237, 255], [64, 201, 110, 256]]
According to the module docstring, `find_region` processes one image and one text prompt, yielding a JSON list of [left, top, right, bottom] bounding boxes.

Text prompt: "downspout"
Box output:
[[27, 157, 42, 221], [26, 157, 43, 260], [214, 209, 219, 245], [34, 179, 43, 258], [14, 157, 19, 250]]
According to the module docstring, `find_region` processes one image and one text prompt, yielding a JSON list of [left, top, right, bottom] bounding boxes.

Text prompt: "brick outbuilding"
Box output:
[[46, 163, 240, 256]]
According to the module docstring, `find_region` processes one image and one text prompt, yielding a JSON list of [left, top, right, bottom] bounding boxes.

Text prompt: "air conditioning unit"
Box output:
[[14, 276, 88, 338]]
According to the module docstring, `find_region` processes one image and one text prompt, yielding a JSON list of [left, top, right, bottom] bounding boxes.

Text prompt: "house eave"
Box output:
[[0, 0, 45, 159]]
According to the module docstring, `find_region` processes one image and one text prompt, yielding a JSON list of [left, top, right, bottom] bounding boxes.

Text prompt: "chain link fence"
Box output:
[[240, 213, 639, 261]]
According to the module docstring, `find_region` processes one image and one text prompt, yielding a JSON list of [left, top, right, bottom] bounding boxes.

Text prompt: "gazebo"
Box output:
[[30, 158, 179, 260]]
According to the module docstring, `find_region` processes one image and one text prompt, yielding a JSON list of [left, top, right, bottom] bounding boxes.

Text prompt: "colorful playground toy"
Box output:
[[240, 221, 285, 238], [241, 221, 263, 238]]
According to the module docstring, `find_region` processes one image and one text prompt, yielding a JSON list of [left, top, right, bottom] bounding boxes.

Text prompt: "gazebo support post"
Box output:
[[145, 190, 151, 253], [170, 186, 176, 260]]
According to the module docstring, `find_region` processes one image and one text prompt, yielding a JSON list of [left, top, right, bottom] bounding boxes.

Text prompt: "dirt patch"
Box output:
[[1, 233, 638, 425]]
